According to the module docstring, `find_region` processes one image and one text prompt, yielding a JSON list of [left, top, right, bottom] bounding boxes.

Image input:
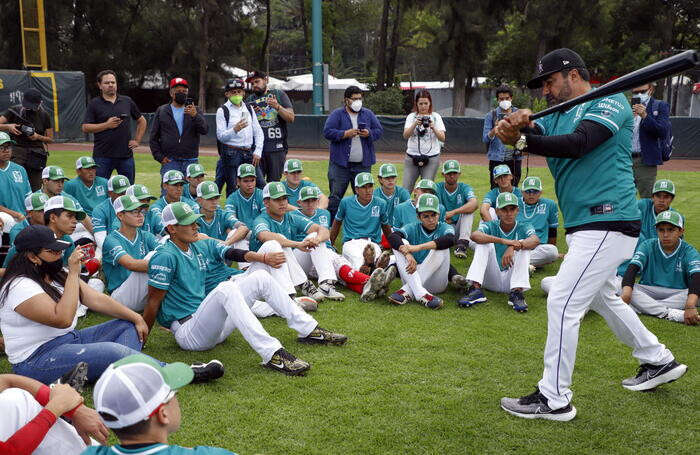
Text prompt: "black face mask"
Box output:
[[174, 92, 187, 105], [38, 258, 64, 277], [254, 88, 266, 96]]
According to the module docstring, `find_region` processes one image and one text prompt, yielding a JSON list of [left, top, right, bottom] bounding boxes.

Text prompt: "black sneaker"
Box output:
[[264, 348, 310, 376], [190, 360, 225, 383], [621, 360, 687, 391], [298, 326, 348, 345], [500, 387, 577, 421], [54, 362, 89, 394], [454, 244, 468, 259], [508, 290, 528, 312]]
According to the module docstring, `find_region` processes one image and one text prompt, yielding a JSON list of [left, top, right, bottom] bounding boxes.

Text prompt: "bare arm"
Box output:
[[446, 198, 478, 219], [78, 280, 148, 343], [224, 225, 249, 246], [480, 203, 493, 222], [143, 286, 167, 332], [116, 254, 149, 273], [520, 234, 540, 250], [133, 116, 147, 143], [257, 230, 302, 248], [330, 219, 342, 246]]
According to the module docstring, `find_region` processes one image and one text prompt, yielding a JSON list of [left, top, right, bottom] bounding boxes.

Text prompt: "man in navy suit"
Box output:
[[630, 83, 671, 198]]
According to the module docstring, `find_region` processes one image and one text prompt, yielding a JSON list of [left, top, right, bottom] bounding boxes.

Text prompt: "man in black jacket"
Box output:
[[149, 77, 208, 180]]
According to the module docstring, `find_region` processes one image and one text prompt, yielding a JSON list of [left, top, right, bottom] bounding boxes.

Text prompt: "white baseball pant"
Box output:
[[342, 238, 382, 270], [170, 270, 317, 363], [0, 388, 86, 455], [628, 284, 688, 318], [454, 213, 475, 242], [488, 207, 497, 221], [0, 212, 16, 234], [538, 230, 674, 410], [394, 243, 451, 299], [541, 276, 554, 294], [530, 244, 559, 267], [109, 252, 155, 312], [466, 243, 531, 293], [246, 239, 308, 295], [290, 233, 336, 284]]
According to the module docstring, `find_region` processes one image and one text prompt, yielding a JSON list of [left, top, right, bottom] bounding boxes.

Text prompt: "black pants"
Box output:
[[260, 149, 287, 183], [489, 159, 522, 189], [11, 145, 47, 191]]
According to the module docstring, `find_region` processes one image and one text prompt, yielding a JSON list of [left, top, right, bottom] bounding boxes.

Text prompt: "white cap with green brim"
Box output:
[[652, 179, 675, 196], [196, 181, 221, 199], [299, 185, 321, 201], [25, 192, 48, 211], [378, 163, 398, 178], [442, 160, 460, 174], [284, 159, 303, 173], [162, 202, 202, 227], [93, 354, 193, 429], [126, 184, 156, 201], [522, 176, 543, 192], [493, 164, 512, 177], [107, 175, 130, 194], [75, 156, 98, 169], [416, 193, 440, 213], [262, 182, 288, 199], [655, 210, 683, 228], [496, 192, 519, 209], [41, 166, 68, 181], [44, 195, 86, 220], [162, 170, 186, 185], [113, 194, 148, 213], [186, 163, 206, 178]]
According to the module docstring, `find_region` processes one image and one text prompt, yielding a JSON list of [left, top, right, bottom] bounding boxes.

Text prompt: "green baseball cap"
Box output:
[[442, 160, 461, 174], [41, 165, 68, 181], [493, 164, 512, 177], [354, 172, 374, 187], [113, 194, 148, 213], [162, 201, 202, 227], [162, 170, 186, 185], [655, 210, 683, 228], [237, 163, 256, 178], [378, 163, 398, 178], [299, 185, 321, 201], [416, 193, 440, 213], [522, 176, 543, 192], [284, 159, 303, 173], [415, 179, 437, 192], [262, 182, 288, 199], [75, 156, 98, 169], [108, 175, 130, 194], [44, 195, 86, 220], [496, 192, 519, 209], [0, 131, 16, 146], [186, 163, 206, 178], [652, 179, 675, 196], [196, 181, 221, 199], [24, 192, 48, 212], [126, 184, 156, 201]]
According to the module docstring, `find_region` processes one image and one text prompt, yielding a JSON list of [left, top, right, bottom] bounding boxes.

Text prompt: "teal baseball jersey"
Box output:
[[103, 229, 159, 292], [225, 188, 264, 228], [518, 198, 559, 243], [284, 179, 316, 207], [396, 221, 455, 264], [373, 186, 411, 227], [81, 443, 236, 455], [336, 195, 390, 243], [0, 162, 31, 213], [483, 187, 523, 209], [534, 93, 639, 228], [630, 238, 700, 289], [478, 220, 537, 271], [149, 196, 199, 236], [436, 182, 476, 223], [197, 207, 239, 240], [392, 199, 446, 229], [249, 210, 313, 252], [293, 208, 332, 248], [148, 238, 231, 327], [63, 176, 108, 216], [181, 185, 201, 212], [92, 198, 119, 233], [8, 219, 29, 244]]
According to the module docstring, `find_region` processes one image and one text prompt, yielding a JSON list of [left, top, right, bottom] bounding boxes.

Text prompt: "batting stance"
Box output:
[[496, 48, 686, 421]]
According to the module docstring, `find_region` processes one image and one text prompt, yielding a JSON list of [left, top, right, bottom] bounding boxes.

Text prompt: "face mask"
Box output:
[[254, 88, 266, 96], [174, 92, 187, 105], [637, 93, 650, 104], [350, 100, 362, 112], [229, 95, 243, 105], [38, 258, 64, 277], [499, 100, 511, 110]]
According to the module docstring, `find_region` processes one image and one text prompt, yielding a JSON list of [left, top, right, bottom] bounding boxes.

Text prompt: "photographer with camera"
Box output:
[[482, 85, 521, 189], [402, 89, 446, 192], [0, 88, 54, 191], [149, 77, 208, 183]]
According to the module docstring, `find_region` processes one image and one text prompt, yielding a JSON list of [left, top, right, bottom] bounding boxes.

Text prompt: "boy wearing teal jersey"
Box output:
[[8, 193, 47, 244], [388, 194, 463, 309], [86, 354, 233, 455], [224, 163, 264, 230], [92, 174, 130, 255], [149, 170, 199, 237], [63, 156, 108, 216], [330, 172, 393, 274], [621, 211, 700, 325], [392, 178, 447, 230], [282, 159, 328, 210], [182, 162, 207, 204], [0, 132, 31, 235], [436, 160, 477, 257], [144, 202, 347, 375], [480, 164, 523, 222], [460, 192, 539, 312], [497, 49, 683, 420], [103, 195, 160, 311], [373, 163, 411, 250], [519, 176, 559, 267]]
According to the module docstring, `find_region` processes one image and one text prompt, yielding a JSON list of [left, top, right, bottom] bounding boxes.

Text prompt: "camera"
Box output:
[[497, 112, 506, 121], [185, 97, 195, 106], [19, 124, 35, 137], [630, 96, 641, 106], [119, 113, 129, 120], [417, 115, 431, 136]]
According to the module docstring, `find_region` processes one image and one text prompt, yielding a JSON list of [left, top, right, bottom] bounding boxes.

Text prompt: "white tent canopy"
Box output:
[[284, 73, 369, 91]]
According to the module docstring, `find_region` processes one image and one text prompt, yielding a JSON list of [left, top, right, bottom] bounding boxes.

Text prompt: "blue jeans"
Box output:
[[215, 147, 265, 197], [160, 158, 199, 195], [327, 161, 370, 221], [12, 319, 154, 384], [94, 156, 136, 184]]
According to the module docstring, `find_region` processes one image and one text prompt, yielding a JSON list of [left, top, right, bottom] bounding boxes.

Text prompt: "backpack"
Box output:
[[217, 102, 256, 156]]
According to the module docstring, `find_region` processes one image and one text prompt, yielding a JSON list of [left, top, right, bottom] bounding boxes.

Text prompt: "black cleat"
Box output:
[[190, 360, 225, 383], [264, 348, 310, 376], [55, 362, 89, 394]]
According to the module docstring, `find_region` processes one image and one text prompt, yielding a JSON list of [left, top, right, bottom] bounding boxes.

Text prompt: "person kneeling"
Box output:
[[459, 192, 539, 312]]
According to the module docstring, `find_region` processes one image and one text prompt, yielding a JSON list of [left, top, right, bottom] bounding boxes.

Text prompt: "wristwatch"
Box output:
[[515, 134, 527, 152]]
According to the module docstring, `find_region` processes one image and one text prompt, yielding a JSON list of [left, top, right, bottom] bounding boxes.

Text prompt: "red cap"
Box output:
[[169, 77, 188, 88]]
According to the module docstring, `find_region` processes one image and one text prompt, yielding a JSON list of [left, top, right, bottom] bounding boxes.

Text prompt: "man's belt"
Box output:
[[178, 315, 193, 324], [222, 144, 252, 153]]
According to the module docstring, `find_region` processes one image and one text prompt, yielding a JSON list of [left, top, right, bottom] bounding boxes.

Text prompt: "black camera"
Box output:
[[412, 155, 430, 167], [119, 113, 129, 120], [19, 124, 35, 137], [497, 112, 506, 121], [417, 115, 431, 136], [185, 97, 195, 106], [630, 96, 641, 106]]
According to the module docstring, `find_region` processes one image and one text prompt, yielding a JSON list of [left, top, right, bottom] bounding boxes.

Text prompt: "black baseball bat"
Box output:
[[530, 49, 698, 120]]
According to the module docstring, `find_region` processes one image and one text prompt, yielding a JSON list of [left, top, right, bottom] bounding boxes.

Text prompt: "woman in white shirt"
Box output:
[[402, 89, 446, 191]]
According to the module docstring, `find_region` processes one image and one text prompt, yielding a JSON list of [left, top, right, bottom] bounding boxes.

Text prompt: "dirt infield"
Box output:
[[49, 142, 700, 171]]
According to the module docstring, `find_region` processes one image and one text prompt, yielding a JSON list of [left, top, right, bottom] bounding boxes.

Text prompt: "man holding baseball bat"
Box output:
[[495, 48, 686, 421]]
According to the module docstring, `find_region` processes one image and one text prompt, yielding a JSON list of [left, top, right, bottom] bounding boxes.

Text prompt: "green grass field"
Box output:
[[1, 151, 698, 455]]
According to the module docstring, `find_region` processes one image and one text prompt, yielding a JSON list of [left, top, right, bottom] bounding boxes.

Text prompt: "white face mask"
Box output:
[[350, 99, 362, 112], [499, 100, 512, 110], [637, 93, 650, 104]]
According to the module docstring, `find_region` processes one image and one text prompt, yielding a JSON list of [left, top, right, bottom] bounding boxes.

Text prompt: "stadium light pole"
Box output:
[[312, 0, 323, 114]]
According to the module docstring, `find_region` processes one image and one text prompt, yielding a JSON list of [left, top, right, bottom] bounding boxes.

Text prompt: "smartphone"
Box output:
[[119, 113, 129, 120], [630, 96, 641, 106], [497, 112, 506, 121], [185, 97, 195, 106], [358, 122, 367, 130]]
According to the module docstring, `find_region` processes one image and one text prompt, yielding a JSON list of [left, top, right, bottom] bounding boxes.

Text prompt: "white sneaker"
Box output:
[[319, 281, 345, 301], [294, 296, 318, 312], [664, 308, 685, 323]]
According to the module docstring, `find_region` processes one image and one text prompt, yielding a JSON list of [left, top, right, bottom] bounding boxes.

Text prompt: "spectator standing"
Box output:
[[402, 89, 446, 191], [246, 71, 295, 182], [150, 77, 208, 179], [482, 85, 521, 188], [82, 70, 146, 184], [323, 86, 383, 221], [0, 88, 54, 191], [630, 83, 671, 198]]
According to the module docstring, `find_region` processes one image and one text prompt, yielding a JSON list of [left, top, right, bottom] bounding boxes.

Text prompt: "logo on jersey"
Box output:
[[536, 204, 547, 214], [96, 186, 105, 196], [252, 202, 259, 212], [195, 252, 207, 271], [139, 244, 147, 256], [318, 215, 328, 226], [152, 272, 167, 283], [371, 206, 380, 217], [12, 171, 23, 183], [456, 195, 463, 204]]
